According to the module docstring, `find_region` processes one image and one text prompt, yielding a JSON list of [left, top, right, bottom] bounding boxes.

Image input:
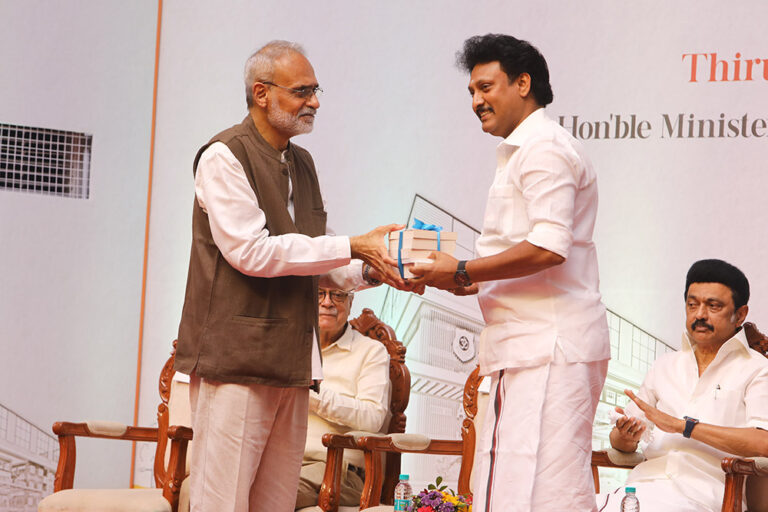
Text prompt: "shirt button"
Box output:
[[282, 168, 289, 175]]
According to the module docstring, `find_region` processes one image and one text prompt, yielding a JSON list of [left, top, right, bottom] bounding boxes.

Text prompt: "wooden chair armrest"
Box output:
[[722, 456, 768, 476], [53, 421, 160, 442], [358, 434, 464, 455], [167, 425, 193, 441], [52, 421, 161, 492], [591, 449, 645, 469], [721, 457, 759, 512], [321, 432, 361, 450]]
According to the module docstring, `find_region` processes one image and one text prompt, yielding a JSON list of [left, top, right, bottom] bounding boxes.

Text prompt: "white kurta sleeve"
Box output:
[[515, 139, 577, 259], [195, 142, 352, 277], [320, 260, 386, 292]]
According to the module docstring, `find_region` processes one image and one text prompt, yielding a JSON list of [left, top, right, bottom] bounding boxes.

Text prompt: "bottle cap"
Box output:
[[399, 474, 409, 480], [625, 486, 636, 493]]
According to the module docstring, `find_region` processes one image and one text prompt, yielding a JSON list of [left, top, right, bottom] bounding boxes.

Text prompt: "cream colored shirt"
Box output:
[[475, 108, 610, 371], [304, 324, 390, 468], [195, 142, 365, 379], [624, 330, 768, 511]]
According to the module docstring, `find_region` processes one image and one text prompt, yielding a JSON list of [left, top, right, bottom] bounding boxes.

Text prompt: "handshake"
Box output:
[[349, 222, 478, 296]]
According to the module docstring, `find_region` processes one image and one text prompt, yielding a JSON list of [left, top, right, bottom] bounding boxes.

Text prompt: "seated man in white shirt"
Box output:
[[294, 287, 391, 510], [597, 259, 768, 512]]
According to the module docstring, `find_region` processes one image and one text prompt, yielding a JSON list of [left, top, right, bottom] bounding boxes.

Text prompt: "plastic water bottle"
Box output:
[[393, 473, 412, 511], [620, 486, 640, 511]]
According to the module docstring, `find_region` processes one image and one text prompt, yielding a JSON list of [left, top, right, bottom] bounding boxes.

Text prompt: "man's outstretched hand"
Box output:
[[350, 224, 407, 290]]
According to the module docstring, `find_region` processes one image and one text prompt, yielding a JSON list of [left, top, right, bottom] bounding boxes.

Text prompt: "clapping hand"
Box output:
[[613, 406, 646, 444]]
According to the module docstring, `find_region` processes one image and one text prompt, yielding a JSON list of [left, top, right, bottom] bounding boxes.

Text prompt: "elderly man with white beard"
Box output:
[[175, 40, 404, 512]]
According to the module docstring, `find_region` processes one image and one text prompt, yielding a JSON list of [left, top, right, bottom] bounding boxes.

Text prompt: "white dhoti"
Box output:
[[473, 350, 608, 512]]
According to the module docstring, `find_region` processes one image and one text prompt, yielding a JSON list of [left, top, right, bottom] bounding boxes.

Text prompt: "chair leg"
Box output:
[[721, 473, 744, 512], [360, 450, 383, 509], [318, 446, 344, 512], [591, 464, 600, 494], [380, 452, 400, 505]]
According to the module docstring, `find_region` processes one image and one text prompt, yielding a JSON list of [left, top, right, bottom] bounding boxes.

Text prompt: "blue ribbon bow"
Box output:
[[397, 218, 444, 279]]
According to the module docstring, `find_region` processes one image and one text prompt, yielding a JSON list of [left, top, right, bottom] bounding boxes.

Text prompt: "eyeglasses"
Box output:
[[318, 289, 351, 303], [261, 81, 323, 99]]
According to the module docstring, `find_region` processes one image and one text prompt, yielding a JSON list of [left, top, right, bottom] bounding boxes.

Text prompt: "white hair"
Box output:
[[244, 40, 306, 108]]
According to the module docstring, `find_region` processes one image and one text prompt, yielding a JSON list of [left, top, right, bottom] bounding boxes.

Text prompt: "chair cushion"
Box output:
[[345, 430, 388, 442], [389, 433, 431, 451], [605, 447, 645, 467], [84, 421, 128, 437], [38, 489, 171, 512]]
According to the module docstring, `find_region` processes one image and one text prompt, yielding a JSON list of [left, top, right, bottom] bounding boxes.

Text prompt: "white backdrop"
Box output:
[[1, 0, 766, 491], [0, 0, 157, 490]]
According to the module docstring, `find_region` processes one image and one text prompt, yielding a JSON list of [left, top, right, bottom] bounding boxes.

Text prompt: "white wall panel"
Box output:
[[0, 0, 157, 490]]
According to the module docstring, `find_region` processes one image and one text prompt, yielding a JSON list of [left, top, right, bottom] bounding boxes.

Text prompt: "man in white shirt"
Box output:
[[598, 259, 768, 512], [411, 34, 610, 511], [175, 40, 403, 512], [294, 287, 390, 509]]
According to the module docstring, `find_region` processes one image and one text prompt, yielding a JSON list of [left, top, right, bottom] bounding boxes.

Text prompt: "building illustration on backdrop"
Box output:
[[0, 404, 57, 512]]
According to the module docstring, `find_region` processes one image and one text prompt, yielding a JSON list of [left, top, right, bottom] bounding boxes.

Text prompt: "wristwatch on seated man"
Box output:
[[454, 260, 472, 287], [682, 416, 699, 438]]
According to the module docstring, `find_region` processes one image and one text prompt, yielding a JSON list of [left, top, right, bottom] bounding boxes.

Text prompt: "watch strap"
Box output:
[[682, 416, 699, 438], [362, 263, 381, 286], [454, 260, 472, 287]]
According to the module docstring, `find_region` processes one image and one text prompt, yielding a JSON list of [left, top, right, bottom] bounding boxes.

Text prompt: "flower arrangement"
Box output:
[[408, 477, 472, 512]]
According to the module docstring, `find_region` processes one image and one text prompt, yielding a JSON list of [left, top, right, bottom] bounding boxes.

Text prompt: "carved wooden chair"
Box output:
[[311, 308, 412, 512], [591, 321, 768, 512], [317, 365, 485, 512], [38, 341, 192, 512]]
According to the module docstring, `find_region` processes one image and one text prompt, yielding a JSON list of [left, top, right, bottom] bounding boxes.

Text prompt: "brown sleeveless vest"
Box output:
[[175, 116, 326, 387]]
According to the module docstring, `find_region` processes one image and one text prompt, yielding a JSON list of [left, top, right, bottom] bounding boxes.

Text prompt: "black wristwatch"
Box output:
[[682, 416, 699, 438], [454, 260, 472, 287]]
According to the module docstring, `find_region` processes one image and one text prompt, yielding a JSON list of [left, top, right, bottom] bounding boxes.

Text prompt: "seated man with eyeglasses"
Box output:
[[295, 287, 391, 510]]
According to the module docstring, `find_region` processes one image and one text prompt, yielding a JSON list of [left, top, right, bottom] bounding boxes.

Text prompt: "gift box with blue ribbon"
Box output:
[[387, 219, 458, 278]]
